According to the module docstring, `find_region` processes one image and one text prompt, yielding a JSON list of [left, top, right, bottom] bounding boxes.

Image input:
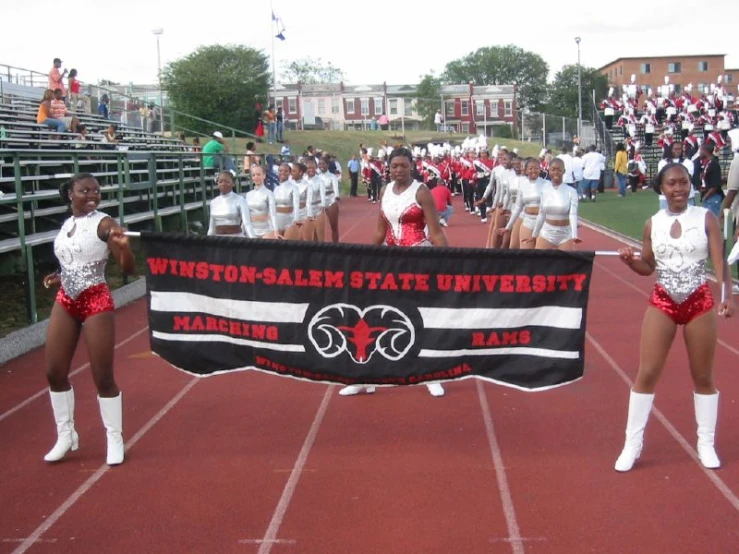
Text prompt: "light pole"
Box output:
[[152, 28, 164, 131], [575, 37, 582, 141]]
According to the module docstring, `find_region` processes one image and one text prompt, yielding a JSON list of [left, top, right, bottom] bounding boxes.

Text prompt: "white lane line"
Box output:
[[11, 378, 198, 554], [257, 387, 332, 554], [0, 326, 149, 424], [586, 332, 739, 513], [594, 260, 739, 358], [2, 539, 57, 544], [476, 380, 524, 554], [239, 539, 297, 545]]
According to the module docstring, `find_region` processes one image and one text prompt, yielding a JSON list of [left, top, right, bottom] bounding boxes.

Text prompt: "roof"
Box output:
[[598, 54, 726, 71]]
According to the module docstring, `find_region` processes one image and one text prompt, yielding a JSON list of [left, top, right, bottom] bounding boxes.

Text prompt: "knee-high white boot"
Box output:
[[98, 393, 124, 465], [614, 390, 655, 472], [44, 388, 79, 462], [694, 392, 720, 469]]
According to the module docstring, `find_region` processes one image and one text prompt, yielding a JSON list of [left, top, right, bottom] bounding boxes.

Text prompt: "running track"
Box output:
[[1, 193, 739, 554]]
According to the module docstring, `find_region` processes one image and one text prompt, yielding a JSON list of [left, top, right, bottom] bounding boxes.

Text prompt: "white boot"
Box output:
[[614, 390, 655, 472], [338, 385, 376, 396], [694, 392, 721, 469], [426, 383, 445, 397], [44, 388, 79, 462], [98, 393, 124, 465]]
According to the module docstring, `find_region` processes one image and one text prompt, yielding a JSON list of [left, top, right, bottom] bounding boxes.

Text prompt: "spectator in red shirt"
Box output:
[[428, 180, 453, 226]]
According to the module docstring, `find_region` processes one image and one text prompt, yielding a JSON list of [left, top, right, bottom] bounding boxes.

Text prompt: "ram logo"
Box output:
[[307, 304, 415, 364]]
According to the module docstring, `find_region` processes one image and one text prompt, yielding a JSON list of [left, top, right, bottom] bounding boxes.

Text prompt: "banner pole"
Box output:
[[124, 232, 141, 237]]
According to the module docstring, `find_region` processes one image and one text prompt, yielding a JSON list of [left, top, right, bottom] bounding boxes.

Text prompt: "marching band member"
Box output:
[[42, 173, 135, 465], [461, 150, 476, 213], [487, 152, 517, 248], [318, 156, 341, 243], [339, 147, 448, 398], [473, 150, 494, 222], [245, 165, 279, 239], [614, 162, 734, 472], [498, 157, 546, 250], [273, 163, 301, 240], [524, 158, 581, 251], [208, 170, 255, 238]]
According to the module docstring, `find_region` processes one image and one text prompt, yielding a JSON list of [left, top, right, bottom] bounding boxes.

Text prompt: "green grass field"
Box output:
[[579, 188, 657, 242]]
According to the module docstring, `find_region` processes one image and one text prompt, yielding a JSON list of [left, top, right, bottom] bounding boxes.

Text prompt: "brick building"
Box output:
[[599, 54, 728, 94]]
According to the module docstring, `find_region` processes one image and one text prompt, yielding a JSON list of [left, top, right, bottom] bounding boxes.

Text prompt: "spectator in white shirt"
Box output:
[[581, 145, 605, 201], [556, 146, 575, 187], [572, 149, 584, 199]]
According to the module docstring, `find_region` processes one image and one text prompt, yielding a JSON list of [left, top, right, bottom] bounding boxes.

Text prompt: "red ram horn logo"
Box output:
[[308, 304, 415, 364]]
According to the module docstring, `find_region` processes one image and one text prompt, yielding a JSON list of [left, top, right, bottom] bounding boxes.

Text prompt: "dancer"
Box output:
[[207, 170, 254, 238], [306, 159, 326, 241], [339, 147, 448, 398], [246, 165, 280, 238], [290, 162, 316, 241], [498, 158, 546, 250], [273, 163, 301, 240], [500, 156, 523, 249], [525, 158, 581, 251], [614, 162, 734, 472], [318, 156, 341, 242], [42, 173, 135, 465]]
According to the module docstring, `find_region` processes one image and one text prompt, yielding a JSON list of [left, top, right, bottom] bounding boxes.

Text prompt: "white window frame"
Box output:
[[389, 98, 398, 115], [288, 97, 297, 114], [404, 99, 413, 116], [374, 96, 383, 116], [668, 62, 681, 74], [346, 99, 355, 114], [504, 101, 512, 117], [445, 101, 455, 117], [331, 98, 340, 114], [698, 61, 708, 72], [361, 98, 369, 116], [475, 101, 484, 116], [317, 99, 326, 115]]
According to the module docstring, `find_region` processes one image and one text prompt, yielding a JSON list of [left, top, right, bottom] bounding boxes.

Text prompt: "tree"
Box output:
[[281, 57, 344, 84], [546, 64, 609, 120], [161, 44, 270, 135], [415, 73, 442, 129], [442, 45, 549, 111]]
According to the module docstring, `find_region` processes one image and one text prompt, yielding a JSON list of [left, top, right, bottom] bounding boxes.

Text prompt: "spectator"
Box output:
[[347, 154, 360, 197], [37, 90, 67, 133], [68, 69, 81, 112], [178, 132, 187, 145], [75, 125, 90, 149], [428, 178, 453, 226], [434, 110, 443, 131], [572, 148, 584, 199], [101, 124, 118, 149], [253, 103, 263, 133], [244, 141, 258, 172], [614, 143, 629, 197], [97, 95, 110, 119], [265, 105, 276, 144], [280, 141, 291, 156], [276, 107, 284, 142], [581, 145, 604, 202], [50, 89, 79, 133], [556, 146, 575, 189], [202, 131, 234, 172], [191, 137, 201, 152], [699, 142, 724, 217], [378, 113, 389, 131], [48, 58, 67, 99]]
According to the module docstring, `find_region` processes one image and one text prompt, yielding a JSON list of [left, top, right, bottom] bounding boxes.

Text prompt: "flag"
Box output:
[[141, 233, 595, 391], [272, 11, 286, 40]]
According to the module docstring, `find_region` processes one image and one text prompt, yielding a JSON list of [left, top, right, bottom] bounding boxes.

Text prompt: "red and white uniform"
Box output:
[[381, 180, 429, 247]]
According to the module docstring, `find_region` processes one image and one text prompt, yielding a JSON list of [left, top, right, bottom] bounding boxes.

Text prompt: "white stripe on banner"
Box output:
[[151, 331, 306, 352], [419, 347, 579, 359], [150, 291, 309, 323], [418, 306, 582, 330]]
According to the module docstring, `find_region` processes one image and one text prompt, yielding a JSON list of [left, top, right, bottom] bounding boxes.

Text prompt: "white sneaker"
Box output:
[[439, 218, 448, 227], [732, 284, 739, 295], [481, 218, 488, 223], [426, 383, 445, 397], [338, 385, 376, 396]]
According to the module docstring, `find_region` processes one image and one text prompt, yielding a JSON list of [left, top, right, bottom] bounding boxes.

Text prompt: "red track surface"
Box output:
[[2, 192, 739, 554]]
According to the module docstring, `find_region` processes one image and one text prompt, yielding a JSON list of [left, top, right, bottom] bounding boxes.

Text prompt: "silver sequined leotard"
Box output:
[[208, 192, 254, 237], [245, 185, 278, 237], [273, 180, 300, 231], [54, 211, 110, 299]]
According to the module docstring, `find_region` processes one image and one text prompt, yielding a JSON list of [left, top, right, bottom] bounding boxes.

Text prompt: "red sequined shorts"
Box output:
[[56, 284, 115, 322], [649, 283, 714, 325]]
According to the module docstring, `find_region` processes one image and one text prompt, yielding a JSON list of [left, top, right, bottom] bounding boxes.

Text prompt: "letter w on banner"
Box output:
[[141, 233, 594, 391]]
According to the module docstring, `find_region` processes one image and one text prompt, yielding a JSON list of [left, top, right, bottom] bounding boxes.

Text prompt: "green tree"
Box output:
[[547, 64, 609, 119], [281, 57, 344, 84], [161, 44, 269, 134], [442, 45, 549, 111], [415, 73, 442, 129]]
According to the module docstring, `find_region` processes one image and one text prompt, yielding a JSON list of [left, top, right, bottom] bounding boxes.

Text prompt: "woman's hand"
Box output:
[[570, 238, 583, 244], [107, 227, 130, 247], [520, 237, 536, 245], [43, 272, 60, 289], [718, 299, 735, 318], [618, 246, 637, 265], [496, 228, 510, 237]]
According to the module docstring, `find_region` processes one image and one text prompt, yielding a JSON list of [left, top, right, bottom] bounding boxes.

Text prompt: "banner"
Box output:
[[141, 233, 594, 391]]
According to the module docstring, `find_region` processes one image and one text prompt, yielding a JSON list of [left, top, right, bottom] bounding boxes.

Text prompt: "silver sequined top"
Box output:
[[492, 168, 517, 207], [54, 211, 110, 299], [319, 170, 340, 207], [293, 178, 314, 220], [506, 177, 546, 231], [273, 180, 300, 231], [651, 206, 709, 303], [503, 174, 523, 211], [208, 192, 254, 237], [245, 186, 278, 237], [308, 175, 325, 214], [533, 182, 579, 239]]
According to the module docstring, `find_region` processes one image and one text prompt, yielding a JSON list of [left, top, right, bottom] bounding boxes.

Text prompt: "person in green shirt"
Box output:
[[202, 131, 235, 171]]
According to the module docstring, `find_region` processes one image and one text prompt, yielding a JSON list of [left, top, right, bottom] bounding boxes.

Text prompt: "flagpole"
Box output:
[[270, 0, 277, 110]]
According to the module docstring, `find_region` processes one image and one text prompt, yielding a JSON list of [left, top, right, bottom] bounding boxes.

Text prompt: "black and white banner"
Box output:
[[141, 233, 594, 391]]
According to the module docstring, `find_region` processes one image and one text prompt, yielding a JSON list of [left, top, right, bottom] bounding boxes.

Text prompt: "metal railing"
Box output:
[[518, 111, 596, 152], [0, 148, 268, 323]]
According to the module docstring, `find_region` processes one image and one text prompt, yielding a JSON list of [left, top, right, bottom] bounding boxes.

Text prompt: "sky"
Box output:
[[3, 0, 738, 88]]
